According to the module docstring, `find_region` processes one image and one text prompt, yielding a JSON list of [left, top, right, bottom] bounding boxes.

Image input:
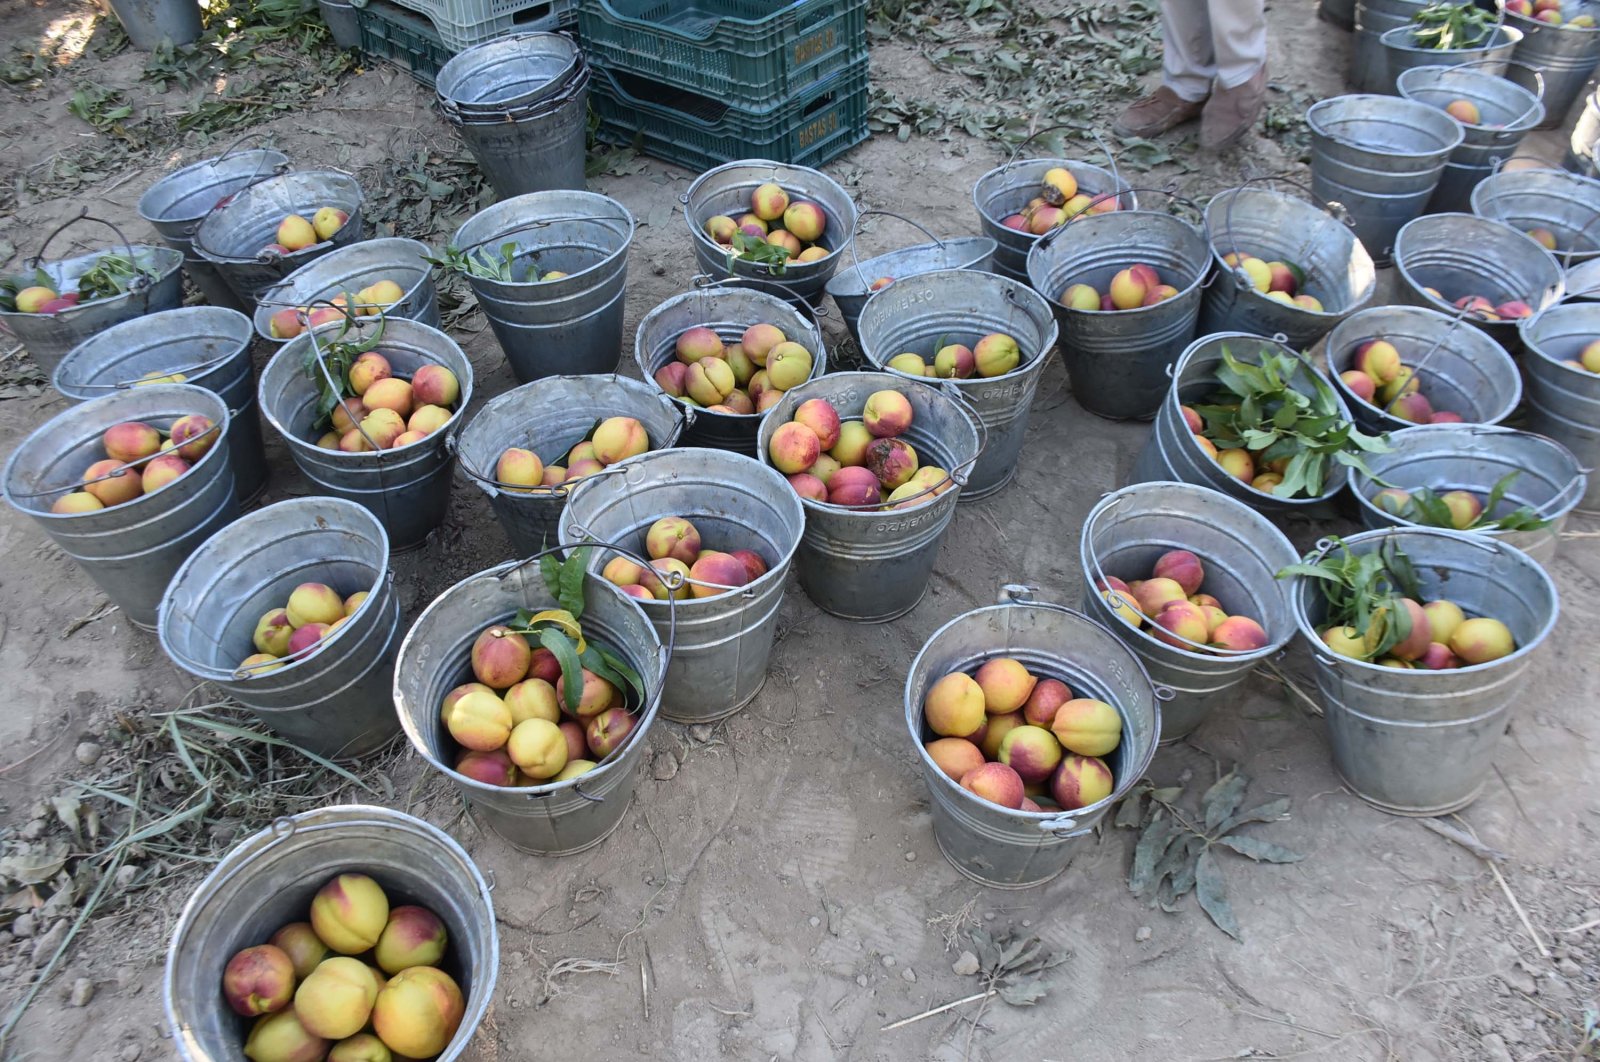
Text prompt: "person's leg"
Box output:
[[1112, 1, 1208, 138], [1200, 0, 1268, 150]]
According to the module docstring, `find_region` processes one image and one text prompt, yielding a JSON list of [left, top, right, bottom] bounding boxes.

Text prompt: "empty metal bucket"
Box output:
[[2, 383, 237, 631], [1351, 0, 1428, 93], [164, 804, 497, 1062], [904, 585, 1161, 889], [1392, 212, 1564, 350], [755, 371, 982, 622], [1288, 527, 1560, 816], [1396, 63, 1546, 212], [1349, 423, 1585, 568], [106, 0, 201, 49], [1377, 23, 1521, 96], [1503, 6, 1600, 129], [682, 159, 859, 303], [252, 237, 440, 342], [137, 144, 291, 311], [1079, 483, 1300, 743], [445, 63, 591, 200], [393, 556, 668, 855], [1323, 304, 1523, 431], [1470, 167, 1600, 265], [635, 283, 826, 455], [158, 497, 402, 758], [455, 373, 688, 556], [1199, 183, 1378, 348], [825, 210, 996, 344], [1308, 94, 1465, 265], [436, 31, 583, 119], [451, 190, 634, 382], [857, 267, 1059, 496], [51, 306, 270, 504], [1026, 207, 1209, 421], [559, 448, 805, 724], [1518, 302, 1600, 509], [258, 316, 474, 551], [1129, 333, 1355, 514], [193, 169, 367, 308]]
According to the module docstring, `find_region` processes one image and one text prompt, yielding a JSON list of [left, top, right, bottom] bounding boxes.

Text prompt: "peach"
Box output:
[[741, 323, 786, 365], [766, 230, 803, 258], [556, 667, 617, 718], [164, 415, 214, 465], [720, 389, 755, 415], [1051, 754, 1114, 810], [1132, 577, 1186, 616], [1449, 616, 1515, 664], [277, 214, 317, 250], [329, 1034, 392, 1062], [1380, 366, 1420, 404], [737, 215, 767, 237], [1097, 575, 1131, 594], [326, 398, 363, 436], [1293, 293, 1324, 311], [686, 357, 736, 406], [586, 706, 636, 758], [790, 399, 842, 450], [909, 465, 953, 496], [974, 657, 1037, 714], [676, 326, 724, 365], [655, 361, 689, 397], [1152, 549, 1204, 595], [50, 491, 104, 514], [827, 465, 882, 507], [1102, 588, 1143, 627], [724, 343, 756, 386], [102, 420, 162, 465], [347, 352, 391, 396], [407, 404, 452, 436], [409, 363, 458, 408], [999, 725, 1064, 785], [931, 343, 976, 380], [603, 556, 647, 588], [960, 761, 1026, 809], [1058, 284, 1100, 312], [1583, 340, 1600, 372], [1214, 447, 1253, 483], [1389, 392, 1434, 424], [1527, 227, 1557, 251], [1001, 213, 1028, 231], [807, 452, 841, 485], [689, 551, 751, 597], [974, 332, 1021, 377], [361, 378, 412, 420], [730, 548, 768, 582], [1211, 615, 1268, 652], [783, 200, 827, 242], [224, 944, 296, 1016], [831, 421, 875, 465], [553, 759, 597, 781], [1193, 435, 1218, 458], [1496, 301, 1533, 320], [507, 717, 569, 780], [1151, 599, 1209, 649], [755, 390, 784, 413], [1027, 205, 1067, 234], [268, 923, 329, 980], [1422, 600, 1464, 645], [1355, 340, 1401, 385], [348, 407, 402, 450], [471, 625, 531, 688], [371, 966, 465, 1060], [566, 457, 604, 480], [869, 276, 894, 291], [505, 678, 560, 726], [555, 719, 588, 763], [704, 214, 739, 244], [495, 447, 544, 493], [455, 747, 516, 787], [770, 421, 822, 473], [766, 342, 813, 391], [310, 873, 389, 955], [374, 905, 447, 975], [1320, 625, 1368, 659], [1261, 260, 1294, 294], [1373, 487, 1412, 516], [389, 430, 424, 448], [1414, 642, 1459, 670], [751, 182, 790, 221], [1050, 698, 1122, 756], [787, 472, 827, 501], [141, 453, 190, 493], [287, 582, 344, 627], [287, 623, 329, 658], [925, 737, 985, 781], [312, 207, 348, 241], [1022, 678, 1073, 728], [447, 688, 513, 751], [244, 1007, 328, 1062], [641, 557, 692, 601], [1339, 369, 1377, 404], [254, 609, 294, 656], [1143, 284, 1180, 306], [1176, 405, 1203, 434], [924, 672, 986, 737], [1108, 268, 1149, 310], [646, 516, 702, 564], [863, 389, 913, 437], [585, 416, 645, 466], [1440, 489, 1483, 530], [13, 286, 58, 313], [1430, 410, 1465, 424], [865, 437, 918, 489], [295, 956, 379, 1040], [1235, 256, 1271, 292], [978, 710, 1024, 760]]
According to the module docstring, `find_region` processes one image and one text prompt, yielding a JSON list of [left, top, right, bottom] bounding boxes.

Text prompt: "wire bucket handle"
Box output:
[[1000, 124, 1123, 193], [845, 209, 944, 290], [28, 209, 141, 277], [687, 272, 833, 319]]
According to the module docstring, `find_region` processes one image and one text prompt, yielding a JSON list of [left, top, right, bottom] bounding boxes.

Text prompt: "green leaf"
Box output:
[[1130, 815, 1181, 898], [1217, 797, 1291, 835], [594, 645, 645, 706], [539, 553, 562, 600], [540, 629, 584, 713], [1114, 791, 1144, 829], [1148, 786, 1185, 805], [558, 547, 590, 618], [1215, 834, 1305, 863], [1406, 488, 1457, 529], [1202, 769, 1247, 830], [1484, 470, 1518, 519], [1195, 848, 1241, 940]]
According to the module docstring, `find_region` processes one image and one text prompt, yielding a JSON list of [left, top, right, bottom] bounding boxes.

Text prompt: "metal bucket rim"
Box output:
[[50, 305, 255, 398], [1395, 65, 1545, 133], [192, 168, 364, 261], [451, 192, 635, 292], [0, 245, 185, 319], [1306, 94, 1467, 155], [1394, 211, 1565, 308], [136, 147, 292, 226], [1378, 22, 1521, 53], [823, 236, 999, 299], [250, 237, 437, 339], [681, 158, 859, 275], [1520, 301, 1600, 370], [970, 156, 1135, 228]]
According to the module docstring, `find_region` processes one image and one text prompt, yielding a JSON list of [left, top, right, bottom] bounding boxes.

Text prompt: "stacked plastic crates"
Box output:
[[354, 0, 578, 85], [578, 0, 870, 170]]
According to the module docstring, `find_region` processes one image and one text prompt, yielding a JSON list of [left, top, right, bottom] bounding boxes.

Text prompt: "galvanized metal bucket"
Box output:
[[559, 448, 805, 724], [857, 267, 1058, 496], [1396, 63, 1546, 212], [259, 316, 474, 551], [393, 554, 669, 855], [455, 373, 688, 556], [435, 30, 584, 119], [1079, 483, 1301, 743], [1349, 423, 1585, 568], [1307, 94, 1465, 266], [107, 0, 201, 49], [1, 215, 185, 375], [137, 141, 291, 311], [1503, 6, 1600, 129], [1470, 167, 1600, 265], [1025, 195, 1207, 422], [1199, 181, 1378, 348], [451, 190, 634, 382], [755, 371, 983, 622], [1129, 333, 1354, 513], [825, 211, 997, 345], [1288, 527, 1560, 816], [682, 159, 860, 303], [1, 383, 236, 631], [51, 306, 269, 504], [444, 62, 591, 200], [634, 282, 826, 455], [1351, 0, 1428, 93], [1518, 302, 1600, 509], [1567, 255, 1600, 301], [971, 129, 1139, 282], [1393, 212, 1564, 349], [1377, 23, 1522, 96], [193, 169, 367, 308], [1324, 304, 1523, 431], [252, 237, 440, 342], [164, 804, 497, 1062], [158, 497, 402, 758], [904, 585, 1161, 889]]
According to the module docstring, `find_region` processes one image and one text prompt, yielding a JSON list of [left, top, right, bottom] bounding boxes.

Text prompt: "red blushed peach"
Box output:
[[102, 420, 163, 464], [1189, 592, 1220, 609], [782, 200, 827, 242], [371, 966, 464, 1060], [268, 923, 328, 980], [527, 647, 561, 683], [826, 465, 882, 507], [455, 747, 516, 787], [363, 378, 414, 422], [1217, 447, 1254, 483], [83, 458, 143, 507], [925, 737, 985, 781], [787, 472, 827, 500], [721, 389, 755, 415], [769, 421, 822, 474], [1440, 489, 1483, 530], [1050, 754, 1114, 810], [1200, 604, 1229, 635], [1001, 213, 1028, 231], [862, 390, 913, 438], [592, 416, 649, 465], [998, 724, 1064, 785], [1180, 404, 1204, 433], [974, 332, 1021, 377], [447, 689, 514, 751], [1096, 575, 1131, 594], [1210, 615, 1268, 652], [1022, 678, 1072, 727], [347, 352, 392, 396], [689, 551, 751, 598], [1152, 599, 1209, 648], [603, 556, 646, 588], [924, 672, 986, 737], [1340, 370, 1377, 404], [1132, 577, 1186, 616], [934, 343, 976, 379], [411, 364, 459, 408], [730, 549, 768, 582], [675, 326, 725, 365], [244, 1008, 328, 1062], [141, 453, 190, 494], [974, 657, 1037, 714], [741, 323, 785, 365], [794, 399, 842, 449], [1390, 392, 1434, 424], [646, 516, 701, 564], [556, 668, 616, 718], [1152, 549, 1205, 596], [310, 874, 390, 955], [557, 720, 587, 763], [960, 762, 1026, 809], [586, 707, 636, 758], [374, 905, 448, 974], [223, 944, 296, 1016], [1430, 410, 1464, 424], [655, 361, 688, 397], [865, 437, 918, 490], [471, 625, 531, 688], [1355, 340, 1401, 385], [287, 623, 330, 658], [1050, 698, 1122, 756], [1390, 598, 1433, 661]]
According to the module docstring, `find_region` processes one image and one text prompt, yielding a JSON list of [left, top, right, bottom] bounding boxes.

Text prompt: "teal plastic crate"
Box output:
[[577, 0, 866, 108], [356, 0, 456, 84], [590, 59, 868, 170]]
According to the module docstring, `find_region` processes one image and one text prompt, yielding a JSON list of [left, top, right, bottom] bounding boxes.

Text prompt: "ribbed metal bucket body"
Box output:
[[252, 238, 440, 342], [1470, 167, 1600, 265], [1396, 64, 1545, 212], [825, 236, 997, 344], [1518, 302, 1600, 509], [1503, 8, 1600, 129]]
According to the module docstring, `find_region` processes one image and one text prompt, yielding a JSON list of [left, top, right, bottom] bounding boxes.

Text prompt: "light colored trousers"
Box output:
[[1162, 0, 1268, 102]]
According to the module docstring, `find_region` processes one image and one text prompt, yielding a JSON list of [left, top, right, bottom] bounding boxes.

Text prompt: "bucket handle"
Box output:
[[1553, 210, 1600, 273], [71, 346, 243, 392], [10, 408, 232, 502], [1215, 175, 1356, 278], [997, 584, 1180, 703], [844, 209, 943, 292], [1034, 186, 1200, 252], [1000, 125, 1124, 193], [453, 442, 631, 499], [688, 272, 834, 319], [27, 209, 143, 279]]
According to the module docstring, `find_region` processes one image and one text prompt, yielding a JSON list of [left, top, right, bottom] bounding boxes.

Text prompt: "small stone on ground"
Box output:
[[953, 951, 980, 977]]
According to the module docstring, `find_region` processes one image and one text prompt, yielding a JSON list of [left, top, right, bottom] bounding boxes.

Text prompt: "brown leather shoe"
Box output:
[[1112, 86, 1205, 138], [1201, 65, 1267, 152]]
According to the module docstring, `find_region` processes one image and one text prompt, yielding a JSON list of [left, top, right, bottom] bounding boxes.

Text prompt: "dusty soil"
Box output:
[[0, 1, 1597, 1060]]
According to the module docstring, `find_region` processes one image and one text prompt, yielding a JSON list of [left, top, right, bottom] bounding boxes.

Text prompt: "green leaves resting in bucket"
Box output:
[[0, 252, 160, 312], [1409, 2, 1497, 50], [299, 313, 385, 429], [1277, 536, 1423, 661], [1374, 471, 1552, 534], [426, 243, 545, 283], [726, 231, 790, 275], [1192, 345, 1390, 500]]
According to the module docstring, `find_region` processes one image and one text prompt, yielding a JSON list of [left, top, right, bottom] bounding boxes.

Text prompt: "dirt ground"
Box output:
[[0, 0, 1597, 1059]]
